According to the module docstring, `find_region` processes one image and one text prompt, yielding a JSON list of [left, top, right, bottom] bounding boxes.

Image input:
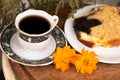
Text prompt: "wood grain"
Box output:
[[10, 61, 120, 80]]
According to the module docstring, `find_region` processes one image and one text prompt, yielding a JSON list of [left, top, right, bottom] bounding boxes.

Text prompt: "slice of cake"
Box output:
[[73, 5, 120, 48]]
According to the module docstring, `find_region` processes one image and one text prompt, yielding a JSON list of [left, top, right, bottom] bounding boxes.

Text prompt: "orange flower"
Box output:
[[74, 48, 99, 74], [53, 46, 99, 74], [53, 46, 79, 72]]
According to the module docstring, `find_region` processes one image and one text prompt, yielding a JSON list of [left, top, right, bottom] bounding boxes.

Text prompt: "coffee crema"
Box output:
[[19, 16, 50, 34]]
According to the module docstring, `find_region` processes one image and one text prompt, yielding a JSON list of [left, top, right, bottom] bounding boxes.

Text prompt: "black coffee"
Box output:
[[19, 16, 50, 34]]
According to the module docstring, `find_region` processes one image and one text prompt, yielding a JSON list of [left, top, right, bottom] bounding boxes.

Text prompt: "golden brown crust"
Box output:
[[74, 5, 120, 48], [75, 31, 95, 47]]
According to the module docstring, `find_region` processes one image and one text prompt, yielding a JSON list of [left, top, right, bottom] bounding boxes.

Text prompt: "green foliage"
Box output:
[[0, 0, 100, 26], [0, 0, 21, 26]]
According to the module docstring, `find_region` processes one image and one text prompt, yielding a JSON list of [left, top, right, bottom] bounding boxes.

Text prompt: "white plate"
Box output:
[[64, 4, 120, 64]]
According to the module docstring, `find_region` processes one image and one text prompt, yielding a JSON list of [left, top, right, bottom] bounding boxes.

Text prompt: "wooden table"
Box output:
[[2, 5, 120, 80]]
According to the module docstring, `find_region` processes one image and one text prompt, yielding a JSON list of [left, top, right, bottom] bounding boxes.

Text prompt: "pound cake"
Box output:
[[73, 5, 120, 48]]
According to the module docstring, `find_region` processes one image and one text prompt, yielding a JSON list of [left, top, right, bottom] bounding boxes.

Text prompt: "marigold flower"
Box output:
[[74, 48, 99, 74], [53, 46, 78, 72]]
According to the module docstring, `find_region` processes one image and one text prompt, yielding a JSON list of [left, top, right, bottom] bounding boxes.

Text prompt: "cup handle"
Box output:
[[52, 15, 59, 28]]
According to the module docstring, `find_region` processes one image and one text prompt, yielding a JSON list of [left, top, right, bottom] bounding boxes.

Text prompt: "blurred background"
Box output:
[[87, 0, 120, 5], [0, 0, 120, 80]]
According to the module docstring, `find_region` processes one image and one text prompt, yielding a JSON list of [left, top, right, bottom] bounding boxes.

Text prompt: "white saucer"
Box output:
[[10, 33, 56, 60], [0, 23, 67, 66]]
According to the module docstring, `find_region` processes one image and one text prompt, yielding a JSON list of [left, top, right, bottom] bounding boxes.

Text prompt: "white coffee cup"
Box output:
[[15, 9, 59, 53]]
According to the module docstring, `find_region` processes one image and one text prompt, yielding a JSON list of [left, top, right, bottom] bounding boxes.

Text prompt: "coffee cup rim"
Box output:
[[15, 9, 56, 37]]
